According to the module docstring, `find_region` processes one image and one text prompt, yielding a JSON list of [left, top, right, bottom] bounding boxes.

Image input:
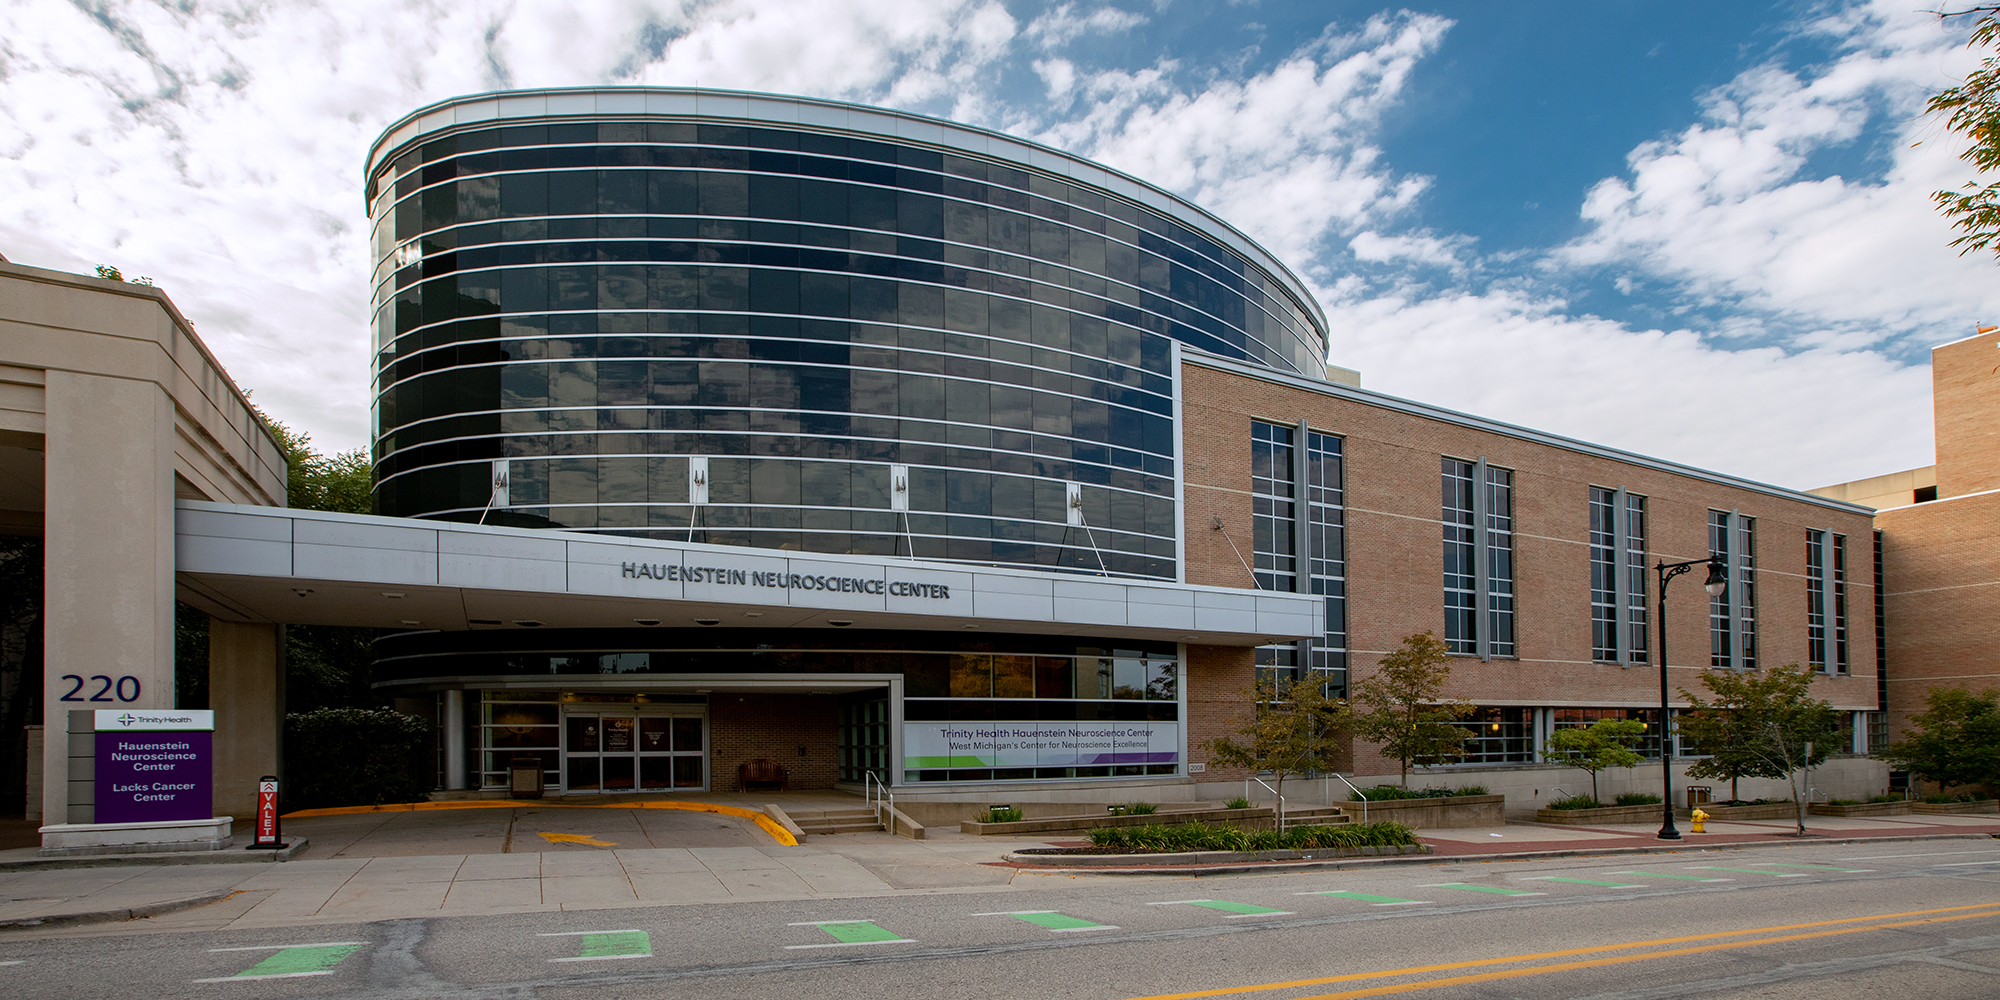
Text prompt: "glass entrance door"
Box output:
[[564, 711, 705, 792]]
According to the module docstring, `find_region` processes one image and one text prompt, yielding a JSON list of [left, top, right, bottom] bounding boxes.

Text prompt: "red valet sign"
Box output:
[[253, 776, 281, 847]]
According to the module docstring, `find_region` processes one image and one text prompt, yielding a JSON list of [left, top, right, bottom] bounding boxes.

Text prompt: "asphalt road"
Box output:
[[4, 841, 1998, 1000]]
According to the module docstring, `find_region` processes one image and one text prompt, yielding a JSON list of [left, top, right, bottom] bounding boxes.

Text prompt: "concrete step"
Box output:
[[796, 821, 886, 835]]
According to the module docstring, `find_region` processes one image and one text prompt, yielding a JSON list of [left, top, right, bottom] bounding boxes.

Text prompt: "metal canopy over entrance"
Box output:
[[172, 502, 1322, 647]]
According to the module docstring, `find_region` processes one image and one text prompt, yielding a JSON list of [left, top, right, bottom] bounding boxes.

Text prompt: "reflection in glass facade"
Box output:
[[367, 91, 1330, 581]]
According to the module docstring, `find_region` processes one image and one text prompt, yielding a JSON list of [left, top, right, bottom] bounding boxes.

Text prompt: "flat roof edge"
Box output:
[[1183, 352, 1876, 516]]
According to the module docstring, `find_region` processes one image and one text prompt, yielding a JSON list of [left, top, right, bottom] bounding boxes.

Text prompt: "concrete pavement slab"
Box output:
[[627, 871, 733, 903], [612, 849, 708, 875], [540, 874, 638, 907]]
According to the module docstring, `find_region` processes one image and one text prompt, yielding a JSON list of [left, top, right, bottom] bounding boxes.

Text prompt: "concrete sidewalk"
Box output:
[[1, 800, 1994, 936]]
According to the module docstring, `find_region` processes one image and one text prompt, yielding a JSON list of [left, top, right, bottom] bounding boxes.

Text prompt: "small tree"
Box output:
[[1348, 632, 1473, 787], [1876, 687, 2000, 795], [1679, 663, 1846, 834], [1205, 672, 1350, 803], [1928, 7, 2000, 259], [1544, 719, 1646, 804]]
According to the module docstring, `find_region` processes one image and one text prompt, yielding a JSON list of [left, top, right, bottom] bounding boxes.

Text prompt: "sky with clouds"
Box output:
[[1, 0, 1992, 490]]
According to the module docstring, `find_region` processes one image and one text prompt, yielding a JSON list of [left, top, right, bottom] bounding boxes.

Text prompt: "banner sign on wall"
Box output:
[[94, 709, 213, 824], [903, 721, 1179, 770]]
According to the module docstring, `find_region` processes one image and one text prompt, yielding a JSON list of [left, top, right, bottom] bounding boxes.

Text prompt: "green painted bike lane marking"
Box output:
[[1524, 877, 1643, 888], [973, 910, 1118, 932], [1419, 883, 1545, 897], [785, 920, 915, 949], [194, 942, 365, 983], [1296, 891, 1430, 905], [539, 929, 652, 962], [1691, 867, 1809, 877], [1609, 871, 1731, 882], [1150, 899, 1293, 918]]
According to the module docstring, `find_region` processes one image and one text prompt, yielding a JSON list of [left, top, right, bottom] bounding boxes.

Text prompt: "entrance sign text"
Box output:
[[621, 562, 950, 599], [95, 709, 213, 824]]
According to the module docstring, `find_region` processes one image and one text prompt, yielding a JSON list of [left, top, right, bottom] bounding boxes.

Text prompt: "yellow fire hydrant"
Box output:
[[1690, 807, 1710, 834]]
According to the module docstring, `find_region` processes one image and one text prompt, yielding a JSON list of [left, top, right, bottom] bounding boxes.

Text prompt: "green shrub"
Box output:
[[1086, 820, 1418, 853], [1613, 793, 1662, 806], [978, 807, 1023, 823], [1868, 793, 1906, 803], [1825, 798, 1860, 806], [1110, 802, 1158, 815], [1548, 796, 1602, 810], [1349, 784, 1487, 801], [1224, 796, 1252, 810], [1922, 791, 1991, 803], [283, 708, 433, 811]]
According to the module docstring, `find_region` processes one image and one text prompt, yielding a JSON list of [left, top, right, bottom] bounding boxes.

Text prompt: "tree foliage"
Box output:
[[1875, 687, 2000, 793], [283, 708, 433, 809], [1348, 632, 1473, 787], [261, 415, 372, 515], [1545, 719, 1646, 803], [1678, 663, 1847, 833], [1930, 7, 2000, 258], [1205, 672, 1350, 801]]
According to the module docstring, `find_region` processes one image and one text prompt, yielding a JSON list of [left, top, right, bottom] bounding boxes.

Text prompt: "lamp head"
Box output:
[[1702, 558, 1728, 597]]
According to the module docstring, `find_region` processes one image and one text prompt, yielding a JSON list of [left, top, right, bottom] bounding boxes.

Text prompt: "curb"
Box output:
[[999, 831, 2000, 876], [0, 889, 236, 932], [0, 837, 310, 873]]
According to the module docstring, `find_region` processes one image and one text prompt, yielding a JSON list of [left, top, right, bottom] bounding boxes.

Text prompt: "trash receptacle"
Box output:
[[1686, 785, 1712, 809], [509, 757, 545, 799]]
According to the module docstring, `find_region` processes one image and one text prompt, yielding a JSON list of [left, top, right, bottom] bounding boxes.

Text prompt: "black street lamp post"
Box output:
[[1653, 555, 1728, 841]]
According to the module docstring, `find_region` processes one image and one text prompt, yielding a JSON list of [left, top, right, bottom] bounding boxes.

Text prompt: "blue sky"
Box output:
[[0, 1, 1991, 488]]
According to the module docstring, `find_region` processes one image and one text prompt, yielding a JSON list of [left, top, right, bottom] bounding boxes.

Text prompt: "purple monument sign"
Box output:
[[94, 709, 213, 824]]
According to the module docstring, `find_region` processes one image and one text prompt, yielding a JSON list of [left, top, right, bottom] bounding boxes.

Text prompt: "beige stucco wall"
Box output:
[[0, 262, 287, 830]]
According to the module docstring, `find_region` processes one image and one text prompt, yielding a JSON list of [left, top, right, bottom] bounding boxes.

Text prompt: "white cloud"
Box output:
[[1349, 230, 1468, 270], [1321, 287, 1934, 489], [1556, 1, 2000, 347], [1024, 4, 1148, 49], [1027, 13, 1451, 266]]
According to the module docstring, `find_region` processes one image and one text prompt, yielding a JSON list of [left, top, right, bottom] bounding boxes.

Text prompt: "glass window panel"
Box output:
[[566, 715, 601, 753], [671, 717, 703, 753], [950, 654, 991, 698], [639, 717, 671, 753], [992, 655, 1034, 698], [566, 756, 601, 790]]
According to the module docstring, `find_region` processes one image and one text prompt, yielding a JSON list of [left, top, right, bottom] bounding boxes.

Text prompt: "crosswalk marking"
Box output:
[[195, 942, 365, 983], [785, 920, 915, 948], [1418, 882, 1545, 897], [1298, 890, 1430, 905], [972, 910, 1118, 932], [538, 929, 651, 962], [1149, 899, 1293, 918], [1609, 870, 1731, 882], [1524, 877, 1642, 888]]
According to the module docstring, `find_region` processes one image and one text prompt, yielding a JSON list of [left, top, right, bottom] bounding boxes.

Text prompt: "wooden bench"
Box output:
[[737, 758, 790, 792]]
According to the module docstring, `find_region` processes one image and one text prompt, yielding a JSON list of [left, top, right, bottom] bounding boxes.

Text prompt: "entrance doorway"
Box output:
[[563, 709, 706, 792]]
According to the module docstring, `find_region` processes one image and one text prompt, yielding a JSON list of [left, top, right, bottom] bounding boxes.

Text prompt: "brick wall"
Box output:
[[1932, 329, 2000, 498], [1179, 360, 1880, 778], [707, 693, 840, 791], [1877, 492, 2000, 738]]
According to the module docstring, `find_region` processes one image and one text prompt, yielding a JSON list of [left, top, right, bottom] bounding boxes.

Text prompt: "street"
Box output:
[[3, 841, 1996, 999]]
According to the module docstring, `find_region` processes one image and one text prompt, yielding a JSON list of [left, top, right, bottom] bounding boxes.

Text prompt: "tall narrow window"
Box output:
[[1305, 431, 1348, 695], [1590, 488, 1649, 663], [1710, 510, 1757, 669], [1251, 421, 1297, 688], [1485, 467, 1516, 657], [1250, 421, 1295, 593], [1443, 457, 1514, 658], [1807, 529, 1849, 674], [1443, 459, 1478, 655]]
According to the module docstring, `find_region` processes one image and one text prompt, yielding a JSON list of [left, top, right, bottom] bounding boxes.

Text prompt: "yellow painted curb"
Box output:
[[280, 798, 798, 846]]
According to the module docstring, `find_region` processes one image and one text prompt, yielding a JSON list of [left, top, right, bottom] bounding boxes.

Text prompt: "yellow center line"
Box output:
[[1123, 900, 2000, 1000], [1287, 909, 2000, 1000]]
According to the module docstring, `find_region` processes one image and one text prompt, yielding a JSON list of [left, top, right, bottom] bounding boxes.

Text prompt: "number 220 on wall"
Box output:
[[58, 674, 142, 702]]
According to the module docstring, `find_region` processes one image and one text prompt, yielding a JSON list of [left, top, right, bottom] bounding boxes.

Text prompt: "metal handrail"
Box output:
[[1326, 772, 1368, 826], [1248, 776, 1286, 832], [864, 771, 893, 834]]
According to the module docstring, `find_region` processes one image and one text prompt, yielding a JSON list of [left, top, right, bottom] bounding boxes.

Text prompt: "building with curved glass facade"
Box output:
[[368, 89, 1329, 582]]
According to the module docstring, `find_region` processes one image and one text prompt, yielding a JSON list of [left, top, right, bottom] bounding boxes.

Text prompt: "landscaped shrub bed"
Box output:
[[1547, 797, 1603, 810], [1085, 820, 1418, 853], [1614, 793, 1662, 806], [1923, 792, 1992, 804], [1349, 785, 1488, 801]]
